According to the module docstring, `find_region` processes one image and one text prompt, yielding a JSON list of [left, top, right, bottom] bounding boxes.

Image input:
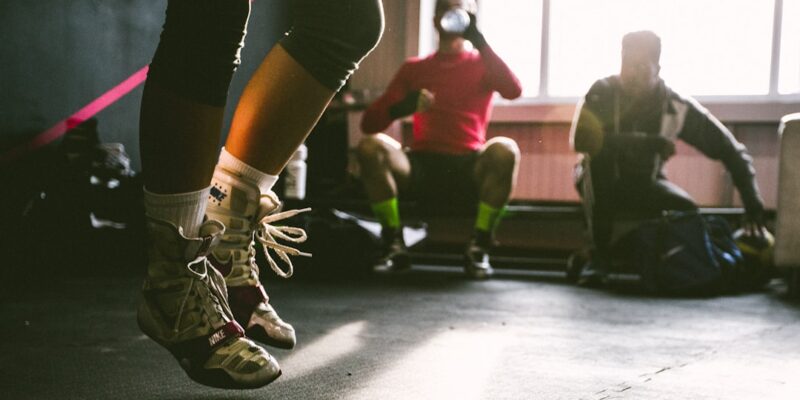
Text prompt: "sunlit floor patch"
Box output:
[[278, 321, 367, 378], [349, 328, 511, 400]]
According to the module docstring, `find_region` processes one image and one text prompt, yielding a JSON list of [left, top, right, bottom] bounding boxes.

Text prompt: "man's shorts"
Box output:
[[404, 150, 480, 216]]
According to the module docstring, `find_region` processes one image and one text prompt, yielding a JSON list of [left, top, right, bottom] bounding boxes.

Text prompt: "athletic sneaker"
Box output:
[[577, 259, 609, 287], [464, 234, 494, 279], [373, 228, 411, 274], [137, 217, 280, 389], [207, 169, 309, 349]]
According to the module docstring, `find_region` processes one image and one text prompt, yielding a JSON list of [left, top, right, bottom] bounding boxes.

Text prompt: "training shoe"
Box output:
[[464, 235, 494, 279], [137, 217, 280, 389], [207, 169, 309, 349], [373, 228, 411, 274], [577, 259, 609, 287]]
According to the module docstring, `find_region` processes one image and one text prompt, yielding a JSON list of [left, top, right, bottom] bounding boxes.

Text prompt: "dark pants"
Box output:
[[405, 151, 480, 217], [148, 0, 384, 106], [578, 168, 698, 258]]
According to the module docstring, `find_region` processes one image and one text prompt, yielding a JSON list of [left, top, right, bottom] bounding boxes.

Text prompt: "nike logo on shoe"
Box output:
[[210, 186, 228, 204], [207, 321, 246, 348], [208, 329, 228, 347]]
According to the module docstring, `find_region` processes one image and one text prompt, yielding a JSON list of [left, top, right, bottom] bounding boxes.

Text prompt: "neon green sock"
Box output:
[[475, 202, 505, 233], [371, 198, 401, 229]]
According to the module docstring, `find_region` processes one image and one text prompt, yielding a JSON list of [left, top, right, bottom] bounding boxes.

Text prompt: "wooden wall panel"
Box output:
[[485, 122, 780, 208], [487, 123, 580, 201]]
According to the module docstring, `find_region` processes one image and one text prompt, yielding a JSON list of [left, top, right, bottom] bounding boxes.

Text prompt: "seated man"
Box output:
[[570, 30, 766, 285], [357, 0, 522, 279]]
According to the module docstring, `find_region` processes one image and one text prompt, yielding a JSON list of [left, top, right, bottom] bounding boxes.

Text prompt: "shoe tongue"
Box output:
[[209, 169, 260, 219]]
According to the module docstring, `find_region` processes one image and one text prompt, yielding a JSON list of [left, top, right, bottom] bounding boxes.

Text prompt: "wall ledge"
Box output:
[[490, 100, 800, 124]]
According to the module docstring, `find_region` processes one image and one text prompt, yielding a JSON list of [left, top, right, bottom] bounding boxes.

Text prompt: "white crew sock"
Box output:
[[143, 186, 210, 237], [216, 147, 278, 194]]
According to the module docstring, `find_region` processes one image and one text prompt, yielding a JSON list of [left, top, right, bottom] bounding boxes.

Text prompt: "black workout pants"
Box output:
[[147, 0, 383, 106]]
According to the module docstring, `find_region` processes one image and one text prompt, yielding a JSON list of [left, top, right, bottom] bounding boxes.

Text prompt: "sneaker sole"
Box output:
[[138, 301, 281, 389], [184, 363, 282, 390], [140, 325, 283, 389], [373, 252, 412, 274]]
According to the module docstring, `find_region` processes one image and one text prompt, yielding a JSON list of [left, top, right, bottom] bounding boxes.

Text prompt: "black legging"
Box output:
[[147, 0, 384, 106]]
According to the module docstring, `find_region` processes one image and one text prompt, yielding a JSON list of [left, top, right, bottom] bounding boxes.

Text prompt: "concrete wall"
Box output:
[[0, 0, 291, 170]]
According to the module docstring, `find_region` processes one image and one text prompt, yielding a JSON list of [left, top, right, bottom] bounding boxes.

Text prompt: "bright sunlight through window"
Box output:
[[469, 0, 800, 99], [479, 0, 543, 97], [547, 0, 773, 96]]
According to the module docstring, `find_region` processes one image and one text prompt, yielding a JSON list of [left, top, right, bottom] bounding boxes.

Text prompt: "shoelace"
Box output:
[[255, 207, 312, 279], [173, 256, 229, 336]]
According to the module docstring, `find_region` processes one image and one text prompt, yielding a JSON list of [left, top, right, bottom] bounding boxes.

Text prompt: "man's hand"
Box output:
[[743, 208, 768, 239], [634, 135, 675, 160], [389, 89, 435, 119], [416, 88, 435, 113], [652, 136, 676, 159], [463, 12, 488, 49], [615, 134, 676, 160]]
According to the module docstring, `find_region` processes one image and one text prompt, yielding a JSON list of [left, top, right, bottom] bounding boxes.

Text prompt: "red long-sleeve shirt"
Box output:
[[361, 46, 522, 154]]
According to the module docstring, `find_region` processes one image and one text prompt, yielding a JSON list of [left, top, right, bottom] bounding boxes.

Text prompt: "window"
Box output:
[[779, 0, 800, 94], [548, 0, 773, 96], [423, 0, 800, 100], [479, 0, 543, 97]]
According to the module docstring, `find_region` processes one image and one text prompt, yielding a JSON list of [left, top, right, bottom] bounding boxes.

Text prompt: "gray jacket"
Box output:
[[570, 75, 764, 215]]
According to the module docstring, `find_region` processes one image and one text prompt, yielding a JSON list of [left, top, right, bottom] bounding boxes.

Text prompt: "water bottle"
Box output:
[[284, 144, 307, 200], [440, 8, 470, 34]]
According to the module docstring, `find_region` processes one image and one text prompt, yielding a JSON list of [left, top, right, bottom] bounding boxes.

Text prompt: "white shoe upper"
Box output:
[[207, 167, 309, 348], [138, 217, 280, 387], [464, 241, 493, 279]]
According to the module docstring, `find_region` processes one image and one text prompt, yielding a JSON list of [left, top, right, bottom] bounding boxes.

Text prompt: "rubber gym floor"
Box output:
[[1, 261, 798, 399]]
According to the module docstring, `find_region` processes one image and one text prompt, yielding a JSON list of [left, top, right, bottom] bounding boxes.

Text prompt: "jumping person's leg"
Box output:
[[137, 0, 281, 389], [204, 0, 384, 345], [225, 0, 385, 174], [141, 0, 252, 234], [467, 137, 520, 278], [139, 0, 383, 388], [356, 133, 413, 272]]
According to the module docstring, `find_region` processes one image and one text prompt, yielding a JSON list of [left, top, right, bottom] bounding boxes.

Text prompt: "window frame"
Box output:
[[406, 0, 800, 123]]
